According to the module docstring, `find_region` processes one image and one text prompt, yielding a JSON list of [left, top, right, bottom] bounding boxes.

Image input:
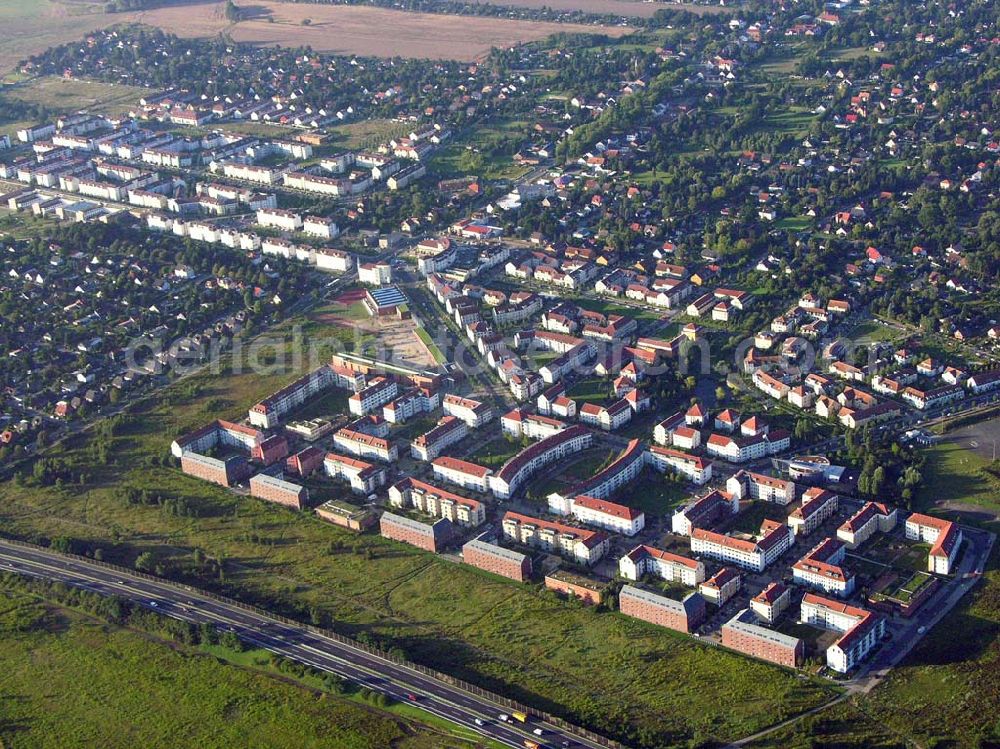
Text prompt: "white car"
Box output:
[[474, 718, 484, 726]]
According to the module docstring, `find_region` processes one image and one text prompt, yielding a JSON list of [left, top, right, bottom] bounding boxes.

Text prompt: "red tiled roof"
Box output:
[[573, 494, 642, 521], [432, 456, 491, 478]]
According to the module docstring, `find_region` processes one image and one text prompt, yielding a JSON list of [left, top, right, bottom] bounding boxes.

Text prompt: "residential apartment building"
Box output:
[[348, 377, 399, 416], [750, 582, 791, 623], [565, 439, 645, 501], [690, 520, 792, 573], [800, 594, 886, 673], [787, 487, 838, 536], [618, 545, 706, 586], [248, 365, 344, 428], [488, 425, 592, 499], [501, 409, 568, 440], [432, 456, 493, 493], [257, 208, 303, 231], [382, 388, 440, 424], [248, 473, 307, 510], [671, 490, 738, 536], [380, 512, 453, 553], [389, 477, 485, 528], [410, 416, 468, 461], [726, 470, 796, 505], [700, 567, 742, 605], [442, 394, 494, 428], [332, 428, 397, 463], [462, 535, 532, 582], [905, 513, 964, 574], [653, 411, 685, 446], [323, 453, 388, 494], [793, 538, 855, 596], [837, 502, 898, 548], [501, 511, 610, 566], [705, 430, 790, 463], [647, 446, 713, 485], [578, 399, 632, 431], [619, 585, 707, 634], [547, 494, 645, 536], [722, 608, 804, 668]]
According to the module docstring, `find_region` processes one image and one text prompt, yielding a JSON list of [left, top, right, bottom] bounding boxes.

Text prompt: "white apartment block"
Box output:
[[315, 249, 353, 273], [222, 162, 282, 185], [487, 426, 592, 500], [332, 428, 398, 463], [547, 494, 645, 536], [726, 470, 796, 505], [303, 216, 340, 239], [389, 477, 485, 528], [501, 409, 567, 441], [348, 378, 399, 417], [442, 394, 494, 428], [358, 262, 393, 285], [750, 582, 790, 623], [323, 453, 387, 494], [788, 488, 838, 536], [647, 446, 713, 485], [800, 594, 885, 673], [432, 457, 493, 493], [618, 545, 705, 586], [383, 389, 440, 424], [501, 511, 609, 566], [410, 416, 468, 461], [257, 208, 303, 231], [905, 513, 963, 574], [690, 521, 792, 573], [837, 502, 897, 548]]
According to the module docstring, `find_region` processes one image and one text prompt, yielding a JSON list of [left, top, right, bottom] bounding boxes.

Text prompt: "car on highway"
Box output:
[[474, 718, 484, 726], [148, 601, 158, 607]]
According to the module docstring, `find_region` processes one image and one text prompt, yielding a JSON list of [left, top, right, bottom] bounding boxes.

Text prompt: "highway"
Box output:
[[0, 540, 614, 749]]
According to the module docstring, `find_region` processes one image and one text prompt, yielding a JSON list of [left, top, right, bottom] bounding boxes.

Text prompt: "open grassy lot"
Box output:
[[613, 471, 690, 515], [0, 587, 475, 749], [2, 75, 149, 114], [846, 319, 905, 344], [918, 438, 1000, 516], [566, 376, 613, 405], [0, 331, 834, 747], [571, 295, 664, 322], [0, 0, 117, 75], [466, 435, 525, 468]]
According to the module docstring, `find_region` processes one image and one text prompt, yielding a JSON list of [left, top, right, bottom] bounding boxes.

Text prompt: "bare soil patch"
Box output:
[[130, 0, 635, 60]]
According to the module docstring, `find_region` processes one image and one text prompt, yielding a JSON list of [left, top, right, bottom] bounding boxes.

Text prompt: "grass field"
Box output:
[[613, 471, 689, 515], [918, 439, 1000, 516], [847, 320, 905, 344], [0, 329, 834, 747], [0, 0, 635, 75], [0, 0, 116, 75], [1, 75, 152, 141], [467, 435, 525, 468], [0, 587, 478, 749]]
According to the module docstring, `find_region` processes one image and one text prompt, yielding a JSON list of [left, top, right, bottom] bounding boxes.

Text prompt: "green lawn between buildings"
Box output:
[[0, 587, 484, 749], [0, 328, 833, 748]]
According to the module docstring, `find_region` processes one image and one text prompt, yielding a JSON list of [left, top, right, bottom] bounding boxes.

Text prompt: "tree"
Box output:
[[134, 551, 154, 572]]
